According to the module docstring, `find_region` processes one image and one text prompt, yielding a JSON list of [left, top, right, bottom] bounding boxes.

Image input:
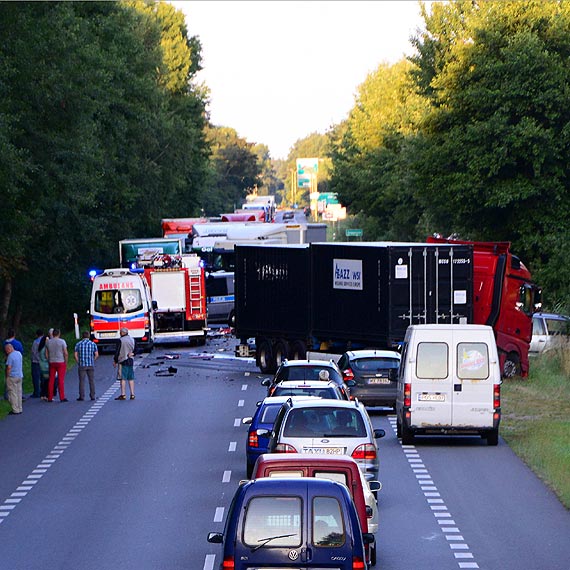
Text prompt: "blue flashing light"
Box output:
[[88, 269, 103, 282]]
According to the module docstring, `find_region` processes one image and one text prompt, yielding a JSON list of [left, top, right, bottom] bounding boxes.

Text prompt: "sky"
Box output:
[[175, 1, 427, 160]]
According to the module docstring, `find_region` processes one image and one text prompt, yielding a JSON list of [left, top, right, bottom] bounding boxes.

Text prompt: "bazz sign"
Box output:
[[333, 259, 363, 290]]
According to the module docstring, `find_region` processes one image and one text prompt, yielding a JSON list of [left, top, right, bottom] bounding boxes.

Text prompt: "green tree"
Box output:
[[410, 0, 570, 305]]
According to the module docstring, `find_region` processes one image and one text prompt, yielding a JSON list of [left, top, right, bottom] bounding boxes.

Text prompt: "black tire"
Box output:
[[502, 352, 520, 378], [401, 420, 414, 445], [370, 542, 377, 566], [288, 339, 307, 361], [396, 417, 402, 438], [258, 339, 276, 374], [273, 339, 290, 368], [228, 310, 236, 328], [486, 428, 499, 446], [246, 461, 254, 479]]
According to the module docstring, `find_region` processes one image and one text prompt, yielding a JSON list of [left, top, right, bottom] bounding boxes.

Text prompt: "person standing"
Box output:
[[38, 334, 50, 401], [30, 329, 43, 398], [74, 331, 99, 401], [46, 329, 68, 402], [5, 343, 23, 415], [3, 329, 24, 400], [113, 327, 135, 400]]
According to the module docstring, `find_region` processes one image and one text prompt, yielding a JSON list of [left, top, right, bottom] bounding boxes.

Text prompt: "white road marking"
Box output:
[[242, 383, 248, 389], [234, 418, 241, 427], [222, 471, 231, 483], [238, 400, 244, 407], [203, 554, 216, 570], [214, 507, 224, 522], [228, 441, 237, 452]]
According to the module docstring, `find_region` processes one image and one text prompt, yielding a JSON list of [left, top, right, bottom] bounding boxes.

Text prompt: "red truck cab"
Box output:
[[428, 236, 540, 377]]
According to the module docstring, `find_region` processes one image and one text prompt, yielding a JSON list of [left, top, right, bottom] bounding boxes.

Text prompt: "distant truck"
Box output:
[[119, 237, 183, 269], [235, 240, 540, 377], [235, 242, 475, 373]]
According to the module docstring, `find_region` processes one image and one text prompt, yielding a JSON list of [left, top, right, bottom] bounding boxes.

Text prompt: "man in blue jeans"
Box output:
[[74, 331, 99, 401]]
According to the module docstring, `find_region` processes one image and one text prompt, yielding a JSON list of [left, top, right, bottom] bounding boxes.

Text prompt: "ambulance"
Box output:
[[89, 268, 155, 352]]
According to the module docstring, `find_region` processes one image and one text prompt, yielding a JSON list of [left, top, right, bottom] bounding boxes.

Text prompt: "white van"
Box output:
[[396, 324, 501, 446], [89, 268, 154, 351]]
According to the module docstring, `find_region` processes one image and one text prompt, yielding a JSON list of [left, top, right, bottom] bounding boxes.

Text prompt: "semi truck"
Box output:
[[235, 240, 539, 377], [235, 242, 474, 373], [119, 237, 183, 269], [427, 235, 540, 377]]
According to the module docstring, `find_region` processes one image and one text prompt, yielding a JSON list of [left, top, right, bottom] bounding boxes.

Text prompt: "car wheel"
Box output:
[[258, 339, 276, 374], [288, 340, 306, 360], [502, 352, 520, 378], [246, 461, 254, 478], [370, 542, 377, 566], [228, 310, 236, 328], [486, 428, 499, 446], [401, 421, 414, 445], [396, 417, 402, 438], [273, 339, 290, 368]]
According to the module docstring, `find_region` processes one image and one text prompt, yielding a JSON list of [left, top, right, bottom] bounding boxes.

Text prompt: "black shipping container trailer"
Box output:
[[235, 242, 474, 373]]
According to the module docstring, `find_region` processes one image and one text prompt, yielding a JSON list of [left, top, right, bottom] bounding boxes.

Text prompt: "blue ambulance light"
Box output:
[[88, 269, 103, 282]]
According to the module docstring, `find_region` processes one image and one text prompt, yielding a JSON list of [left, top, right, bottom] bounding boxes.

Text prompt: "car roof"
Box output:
[[261, 395, 322, 405], [245, 477, 346, 494], [255, 453, 360, 470], [533, 312, 570, 321], [281, 359, 337, 367], [275, 380, 340, 389], [344, 349, 401, 360], [284, 398, 364, 410]]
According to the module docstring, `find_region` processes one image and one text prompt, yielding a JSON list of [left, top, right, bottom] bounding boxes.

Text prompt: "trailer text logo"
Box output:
[[333, 259, 363, 290]]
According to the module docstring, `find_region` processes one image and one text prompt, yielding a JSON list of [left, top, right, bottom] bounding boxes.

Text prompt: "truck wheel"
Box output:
[[258, 340, 276, 374], [228, 310, 236, 328], [288, 340, 306, 361], [503, 353, 520, 378], [486, 429, 499, 446], [273, 339, 289, 368], [401, 421, 414, 445]]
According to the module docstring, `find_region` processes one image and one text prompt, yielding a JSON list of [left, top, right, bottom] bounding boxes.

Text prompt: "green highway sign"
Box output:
[[345, 228, 363, 237]]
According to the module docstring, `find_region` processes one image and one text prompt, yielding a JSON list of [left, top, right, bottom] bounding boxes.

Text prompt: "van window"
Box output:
[[314, 472, 348, 486], [268, 470, 304, 478], [416, 342, 448, 379], [243, 496, 302, 548], [206, 275, 229, 297], [260, 403, 283, 424], [313, 496, 345, 547], [94, 289, 143, 314], [457, 343, 489, 379], [532, 317, 546, 336]]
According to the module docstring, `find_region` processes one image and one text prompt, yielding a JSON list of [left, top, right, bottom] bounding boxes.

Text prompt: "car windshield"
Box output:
[[352, 357, 399, 372], [283, 407, 367, 438], [276, 366, 342, 383], [272, 387, 338, 399]]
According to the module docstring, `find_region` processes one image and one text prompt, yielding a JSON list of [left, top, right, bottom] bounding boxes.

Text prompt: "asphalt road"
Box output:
[[1, 334, 569, 570]]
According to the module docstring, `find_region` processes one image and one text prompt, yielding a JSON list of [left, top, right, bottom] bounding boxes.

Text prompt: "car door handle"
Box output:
[[454, 384, 462, 392]]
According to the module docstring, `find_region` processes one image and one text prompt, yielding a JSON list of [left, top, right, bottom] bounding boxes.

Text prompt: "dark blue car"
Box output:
[[208, 477, 373, 570], [242, 396, 319, 478]]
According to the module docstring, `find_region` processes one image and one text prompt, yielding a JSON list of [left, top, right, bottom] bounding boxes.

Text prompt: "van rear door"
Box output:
[[410, 330, 454, 428], [451, 329, 494, 428]]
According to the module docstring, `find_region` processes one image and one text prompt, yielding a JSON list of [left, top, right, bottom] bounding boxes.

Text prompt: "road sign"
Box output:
[[345, 228, 363, 237]]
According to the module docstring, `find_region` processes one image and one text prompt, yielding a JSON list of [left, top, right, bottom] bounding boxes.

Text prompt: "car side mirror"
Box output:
[[152, 300, 158, 310], [242, 417, 253, 425], [261, 378, 270, 387], [368, 480, 382, 492], [365, 505, 373, 517], [207, 532, 223, 544], [374, 429, 386, 439], [362, 532, 375, 545]]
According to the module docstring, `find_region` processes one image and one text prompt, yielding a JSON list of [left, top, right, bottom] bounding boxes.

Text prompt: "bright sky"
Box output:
[[175, 1, 426, 160]]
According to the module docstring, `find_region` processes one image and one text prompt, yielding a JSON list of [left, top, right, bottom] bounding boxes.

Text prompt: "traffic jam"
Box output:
[[87, 214, 540, 570]]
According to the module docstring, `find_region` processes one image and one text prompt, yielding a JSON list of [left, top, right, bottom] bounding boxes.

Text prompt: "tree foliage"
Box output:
[[0, 1, 209, 331]]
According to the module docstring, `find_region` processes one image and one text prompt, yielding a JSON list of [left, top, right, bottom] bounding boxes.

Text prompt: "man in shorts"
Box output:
[[113, 327, 135, 401]]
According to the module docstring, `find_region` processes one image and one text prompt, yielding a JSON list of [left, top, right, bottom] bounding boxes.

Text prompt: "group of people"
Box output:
[[3, 326, 137, 416]]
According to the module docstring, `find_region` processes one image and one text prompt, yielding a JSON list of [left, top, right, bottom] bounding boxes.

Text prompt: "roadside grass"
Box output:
[[501, 346, 570, 509]]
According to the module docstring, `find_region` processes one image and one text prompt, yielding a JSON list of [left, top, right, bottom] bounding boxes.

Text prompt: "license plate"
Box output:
[[302, 447, 345, 455], [98, 332, 118, 339], [418, 393, 446, 402], [368, 378, 391, 384]]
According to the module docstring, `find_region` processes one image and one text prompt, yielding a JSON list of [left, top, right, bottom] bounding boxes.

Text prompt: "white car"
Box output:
[[530, 312, 570, 354]]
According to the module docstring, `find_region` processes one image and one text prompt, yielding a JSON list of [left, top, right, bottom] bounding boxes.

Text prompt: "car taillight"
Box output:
[[343, 368, 354, 382], [248, 431, 258, 448], [144, 313, 150, 327], [404, 383, 411, 407], [494, 384, 501, 409], [275, 443, 297, 453], [352, 444, 376, 460], [222, 556, 235, 569], [352, 556, 366, 569]]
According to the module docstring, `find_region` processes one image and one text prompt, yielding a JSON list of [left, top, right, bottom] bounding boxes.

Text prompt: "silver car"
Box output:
[[268, 399, 385, 482], [269, 379, 350, 400]]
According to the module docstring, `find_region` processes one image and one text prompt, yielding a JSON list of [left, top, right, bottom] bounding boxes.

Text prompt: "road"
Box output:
[[1, 334, 569, 570]]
